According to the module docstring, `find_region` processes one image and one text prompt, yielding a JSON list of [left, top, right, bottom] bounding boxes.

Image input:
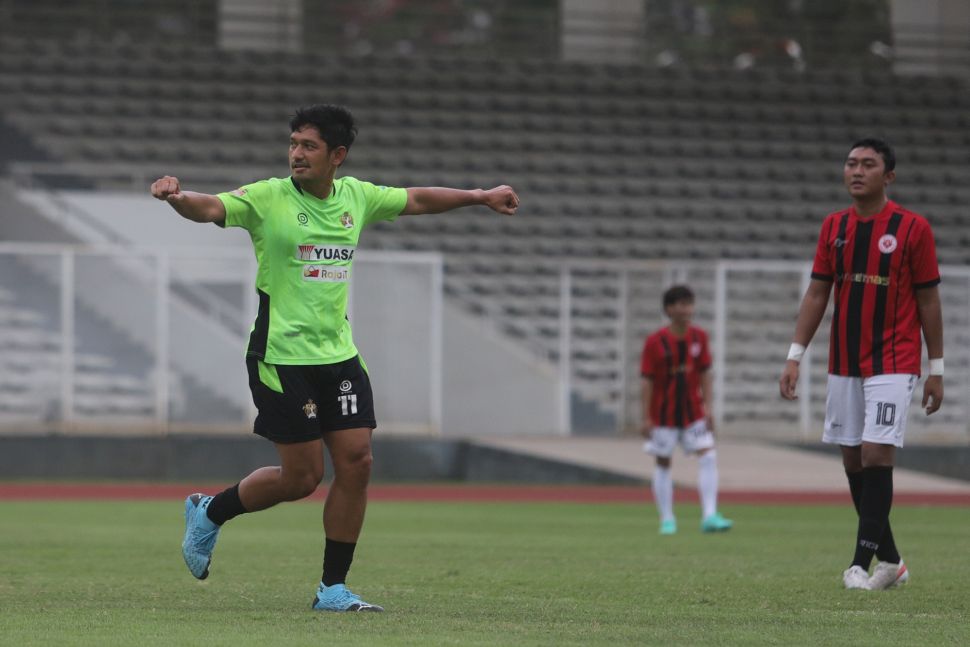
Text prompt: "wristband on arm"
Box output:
[[787, 343, 806, 363], [929, 358, 944, 376]]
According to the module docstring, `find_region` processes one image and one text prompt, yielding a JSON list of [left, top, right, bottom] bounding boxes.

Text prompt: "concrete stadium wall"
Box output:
[[0, 435, 639, 485], [792, 442, 970, 483], [442, 303, 560, 436]]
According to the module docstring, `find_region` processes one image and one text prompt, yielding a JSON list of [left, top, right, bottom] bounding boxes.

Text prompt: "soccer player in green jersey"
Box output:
[[151, 104, 519, 612]]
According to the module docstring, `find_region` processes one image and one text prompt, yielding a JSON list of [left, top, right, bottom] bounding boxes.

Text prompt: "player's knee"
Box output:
[[334, 447, 373, 483], [282, 470, 323, 500], [349, 448, 373, 476], [840, 446, 864, 472], [860, 442, 895, 468]]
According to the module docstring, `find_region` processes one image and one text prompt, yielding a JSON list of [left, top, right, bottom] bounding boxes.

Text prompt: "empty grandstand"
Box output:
[[1, 0, 968, 442]]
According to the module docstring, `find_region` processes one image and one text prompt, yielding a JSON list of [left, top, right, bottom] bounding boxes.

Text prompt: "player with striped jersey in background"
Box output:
[[641, 285, 733, 535]]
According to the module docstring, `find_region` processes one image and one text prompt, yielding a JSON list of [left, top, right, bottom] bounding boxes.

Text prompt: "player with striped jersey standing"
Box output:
[[641, 285, 733, 535], [780, 138, 944, 591]]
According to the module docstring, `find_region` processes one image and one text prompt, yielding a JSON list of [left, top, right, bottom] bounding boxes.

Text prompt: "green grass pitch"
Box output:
[[1, 499, 968, 646]]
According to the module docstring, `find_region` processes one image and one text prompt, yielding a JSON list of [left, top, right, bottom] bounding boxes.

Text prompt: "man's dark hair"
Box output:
[[849, 138, 895, 172], [290, 104, 357, 151], [663, 285, 694, 308]]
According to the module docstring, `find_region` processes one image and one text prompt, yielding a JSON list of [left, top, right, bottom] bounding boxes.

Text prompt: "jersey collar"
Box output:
[[850, 199, 897, 222], [665, 325, 691, 340], [289, 176, 336, 203]]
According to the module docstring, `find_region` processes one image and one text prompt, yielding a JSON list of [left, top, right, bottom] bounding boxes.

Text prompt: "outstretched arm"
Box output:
[[779, 278, 832, 400], [401, 185, 519, 216], [150, 175, 226, 224], [916, 285, 944, 415]]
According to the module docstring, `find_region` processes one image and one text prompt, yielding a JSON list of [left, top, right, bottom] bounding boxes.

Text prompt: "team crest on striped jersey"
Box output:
[[878, 234, 898, 254]]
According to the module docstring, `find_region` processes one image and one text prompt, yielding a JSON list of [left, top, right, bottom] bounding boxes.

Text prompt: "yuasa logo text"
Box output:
[[296, 245, 356, 262]]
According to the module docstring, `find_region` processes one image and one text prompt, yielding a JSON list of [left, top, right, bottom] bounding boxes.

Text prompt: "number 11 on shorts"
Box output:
[[339, 394, 358, 416]]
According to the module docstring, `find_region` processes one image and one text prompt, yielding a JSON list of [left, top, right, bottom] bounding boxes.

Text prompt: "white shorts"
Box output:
[[643, 419, 715, 458], [823, 374, 918, 448]]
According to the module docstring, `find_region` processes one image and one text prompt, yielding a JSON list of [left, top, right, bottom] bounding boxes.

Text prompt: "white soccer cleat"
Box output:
[[868, 560, 909, 590], [843, 565, 872, 590]]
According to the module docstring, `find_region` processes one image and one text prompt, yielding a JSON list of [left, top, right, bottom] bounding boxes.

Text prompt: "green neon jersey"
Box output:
[[218, 176, 407, 364]]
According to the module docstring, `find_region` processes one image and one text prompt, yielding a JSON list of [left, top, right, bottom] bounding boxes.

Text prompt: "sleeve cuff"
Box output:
[[215, 193, 235, 228], [810, 272, 834, 282], [913, 277, 941, 290]]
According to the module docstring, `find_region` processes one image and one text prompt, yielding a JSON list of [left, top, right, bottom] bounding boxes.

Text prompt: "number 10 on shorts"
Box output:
[[875, 402, 896, 426], [338, 394, 358, 415]]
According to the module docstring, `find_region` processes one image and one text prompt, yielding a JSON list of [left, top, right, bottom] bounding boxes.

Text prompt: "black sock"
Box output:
[[206, 484, 248, 526], [846, 470, 900, 564], [322, 538, 357, 586], [846, 470, 864, 513], [851, 466, 894, 570]]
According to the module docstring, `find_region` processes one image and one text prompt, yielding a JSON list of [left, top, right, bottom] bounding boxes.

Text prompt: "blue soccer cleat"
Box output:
[[701, 512, 734, 533], [659, 518, 678, 535], [311, 583, 384, 612], [182, 493, 220, 579]]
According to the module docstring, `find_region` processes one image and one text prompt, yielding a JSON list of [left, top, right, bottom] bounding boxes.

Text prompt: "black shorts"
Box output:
[[246, 355, 377, 444]]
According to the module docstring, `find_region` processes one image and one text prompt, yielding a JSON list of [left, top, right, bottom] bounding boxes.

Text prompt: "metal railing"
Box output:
[[552, 259, 969, 443], [1, 240, 966, 441], [0, 244, 443, 434]]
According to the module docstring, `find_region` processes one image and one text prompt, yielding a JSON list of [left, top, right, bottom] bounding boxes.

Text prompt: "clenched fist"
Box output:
[[482, 185, 520, 215], [150, 176, 184, 203]]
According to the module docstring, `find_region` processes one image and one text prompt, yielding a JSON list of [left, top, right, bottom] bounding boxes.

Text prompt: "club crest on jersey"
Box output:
[[340, 212, 354, 229], [878, 234, 898, 254], [691, 342, 702, 357], [303, 399, 318, 419]]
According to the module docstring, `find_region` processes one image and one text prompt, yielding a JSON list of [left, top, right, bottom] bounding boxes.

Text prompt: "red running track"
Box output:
[[1, 483, 968, 506]]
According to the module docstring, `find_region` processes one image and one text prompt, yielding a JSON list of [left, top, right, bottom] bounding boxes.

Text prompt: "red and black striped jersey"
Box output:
[[640, 326, 711, 428], [811, 200, 940, 377]]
